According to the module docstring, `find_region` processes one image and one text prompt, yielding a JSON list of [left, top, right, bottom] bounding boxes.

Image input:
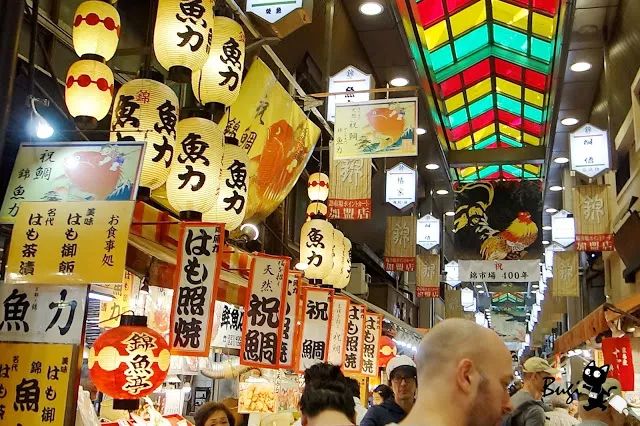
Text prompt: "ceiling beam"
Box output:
[[446, 146, 546, 167]]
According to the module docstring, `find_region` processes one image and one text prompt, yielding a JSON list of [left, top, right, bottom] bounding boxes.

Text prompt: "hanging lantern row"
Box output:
[[306, 201, 328, 221], [72, 0, 121, 61], [308, 172, 329, 202]]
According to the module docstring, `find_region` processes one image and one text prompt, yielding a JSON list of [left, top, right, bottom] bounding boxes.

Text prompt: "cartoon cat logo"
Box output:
[[582, 361, 613, 411]]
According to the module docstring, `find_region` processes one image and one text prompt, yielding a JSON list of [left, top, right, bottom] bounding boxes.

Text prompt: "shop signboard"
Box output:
[[328, 66, 373, 122], [334, 97, 418, 160], [99, 271, 137, 328], [416, 254, 440, 298], [0, 342, 77, 426], [361, 313, 382, 377], [246, 0, 302, 23], [570, 124, 610, 178], [327, 296, 349, 366], [445, 288, 463, 319], [573, 184, 614, 251], [0, 284, 88, 344], [385, 163, 416, 210], [551, 210, 575, 248], [241, 254, 289, 368], [343, 303, 366, 374], [297, 287, 333, 372], [211, 301, 243, 350], [0, 141, 144, 223], [328, 157, 372, 220], [384, 216, 417, 271], [444, 260, 461, 286], [279, 271, 301, 369], [602, 337, 634, 391], [459, 260, 540, 282], [417, 214, 440, 250], [552, 251, 579, 297], [5, 200, 134, 285], [169, 223, 225, 356]]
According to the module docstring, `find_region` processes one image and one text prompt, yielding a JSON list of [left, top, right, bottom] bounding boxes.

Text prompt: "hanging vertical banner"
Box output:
[[416, 254, 440, 298], [361, 313, 382, 377], [570, 124, 610, 179], [573, 185, 614, 251], [343, 304, 366, 374], [385, 163, 416, 210], [417, 214, 440, 250], [279, 271, 301, 369], [211, 301, 244, 350], [170, 223, 225, 356], [297, 287, 333, 372], [384, 216, 417, 271], [99, 271, 137, 328], [445, 288, 463, 319], [327, 296, 350, 366], [328, 157, 372, 220], [552, 251, 579, 297], [327, 65, 373, 122], [241, 254, 289, 368], [602, 337, 634, 391]]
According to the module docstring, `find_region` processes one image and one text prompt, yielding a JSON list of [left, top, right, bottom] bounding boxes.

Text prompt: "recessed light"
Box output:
[[359, 1, 384, 15], [542, 240, 550, 245], [570, 62, 592, 72], [554, 157, 569, 164], [416, 127, 426, 135], [445, 211, 455, 217], [476, 284, 483, 288], [561, 117, 579, 126], [545, 208, 558, 214], [436, 189, 449, 195], [542, 225, 552, 231], [478, 290, 485, 294], [549, 185, 563, 192], [425, 163, 440, 170], [390, 77, 409, 87]]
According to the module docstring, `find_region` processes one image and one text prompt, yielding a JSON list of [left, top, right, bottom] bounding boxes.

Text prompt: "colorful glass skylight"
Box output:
[[453, 163, 542, 181]]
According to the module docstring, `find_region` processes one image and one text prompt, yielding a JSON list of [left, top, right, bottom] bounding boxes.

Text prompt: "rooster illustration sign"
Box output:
[[453, 181, 543, 260]]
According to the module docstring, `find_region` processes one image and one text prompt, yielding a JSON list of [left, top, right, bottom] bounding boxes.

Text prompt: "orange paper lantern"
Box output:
[[378, 335, 397, 368]]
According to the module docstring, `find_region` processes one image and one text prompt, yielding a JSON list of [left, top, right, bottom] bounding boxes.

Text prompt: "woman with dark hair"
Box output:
[[194, 402, 236, 426], [299, 363, 356, 426], [372, 384, 394, 406]]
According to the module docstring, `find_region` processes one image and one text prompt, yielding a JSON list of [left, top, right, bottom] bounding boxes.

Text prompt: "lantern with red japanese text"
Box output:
[[72, 1, 121, 61], [378, 335, 397, 368], [65, 59, 114, 128], [308, 173, 329, 202], [88, 315, 171, 410], [300, 219, 334, 281]]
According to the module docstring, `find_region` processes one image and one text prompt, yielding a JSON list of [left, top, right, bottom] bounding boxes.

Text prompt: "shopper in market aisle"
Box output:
[[346, 377, 368, 424], [298, 362, 356, 426], [576, 378, 625, 426], [393, 318, 513, 426], [508, 357, 558, 425], [194, 402, 236, 426], [360, 355, 417, 426]]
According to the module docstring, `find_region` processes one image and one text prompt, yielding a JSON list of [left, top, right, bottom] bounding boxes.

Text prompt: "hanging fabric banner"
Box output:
[[445, 288, 463, 319], [169, 223, 225, 356], [279, 271, 301, 369], [241, 254, 289, 369], [297, 287, 333, 372], [362, 313, 382, 377], [458, 260, 541, 282], [573, 185, 614, 251], [327, 295, 350, 366], [328, 157, 372, 220], [602, 337, 634, 391], [552, 251, 579, 297], [416, 254, 440, 298], [343, 304, 366, 374], [384, 216, 417, 271]]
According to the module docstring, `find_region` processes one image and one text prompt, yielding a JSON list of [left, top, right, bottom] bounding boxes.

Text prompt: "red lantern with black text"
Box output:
[[88, 315, 171, 409]]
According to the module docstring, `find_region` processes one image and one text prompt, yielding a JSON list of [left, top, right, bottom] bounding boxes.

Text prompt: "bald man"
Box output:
[[397, 319, 514, 426]]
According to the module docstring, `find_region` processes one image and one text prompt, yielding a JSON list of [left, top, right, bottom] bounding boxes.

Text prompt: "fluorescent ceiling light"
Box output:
[[570, 62, 592, 72], [542, 240, 550, 245], [545, 208, 558, 214], [542, 225, 552, 231], [561, 117, 579, 126], [390, 77, 409, 87], [425, 163, 440, 170], [416, 127, 426, 135], [359, 1, 384, 16], [554, 157, 569, 164], [445, 211, 455, 217], [549, 185, 563, 192], [436, 189, 449, 195]]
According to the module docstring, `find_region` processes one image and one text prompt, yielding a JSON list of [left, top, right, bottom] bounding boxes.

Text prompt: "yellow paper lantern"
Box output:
[[166, 117, 224, 217], [306, 202, 327, 221], [203, 139, 249, 231], [337, 237, 352, 289], [109, 79, 179, 190], [65, 59, 114, 123], [308, 172, 329, 202], [325, 229, 345, 286], [153, 0, 214, 80], [192, 16, 245, 106], [300, 219, 334, 280], [72, 1, 121, 61]]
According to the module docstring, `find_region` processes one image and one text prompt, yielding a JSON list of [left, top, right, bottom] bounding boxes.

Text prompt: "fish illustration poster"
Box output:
[[1, 141, 144, 223], [333, 97, 418, 160], [453, 181, 543, 260]]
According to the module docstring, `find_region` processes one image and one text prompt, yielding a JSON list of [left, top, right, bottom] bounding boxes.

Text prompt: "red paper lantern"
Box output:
[[378, 335, 398, 368], [88, 315, 170, 409]]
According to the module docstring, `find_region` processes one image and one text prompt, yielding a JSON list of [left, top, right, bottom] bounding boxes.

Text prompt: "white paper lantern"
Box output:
[[306, 202, 328, 221], [192, 16, 245, 106], [325, 229, 345, 286], [308, 172, 329, 202], [72, 1, 121, 61], [166, 117, 224, 215], [65, 59, 114, 122], [337, 237, 352, 289], [203, 139, 249, 231], [300, 219, 334, 280], [109, 79, 179, 190]]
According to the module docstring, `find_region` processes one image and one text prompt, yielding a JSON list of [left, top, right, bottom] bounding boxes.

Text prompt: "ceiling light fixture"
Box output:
[[416, 127, 426, 135], [425, 163, 440, 170], [545, 208, 558, 214], [445, 211, 455, 217], [570, 62, 592, 72], [436, 189, 449, 195], [542, 225, 552, 231], [359, 1, 384, 16], [542, 240, 550, 245], [554, 157, 570, 164], [390, 77, 409, 87], [549, 185, 563, 192], [561, 117, 579, 126]]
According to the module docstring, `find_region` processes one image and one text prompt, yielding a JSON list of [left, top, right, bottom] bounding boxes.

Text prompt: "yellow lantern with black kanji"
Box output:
[[306, 202, 327, 221], [65, 59, 114, 127], [109, 79, 179, 191], [153, 0, 214, 81], [337, 237, 352, 289], [166, 117, 224, 218], [300, 218, 334, 280], [203, 138, 249, 231], [324, 229, 345, 286], [192, 16, 245, 106], [72, 1, 121, 61], [308, 172, 329, 202]]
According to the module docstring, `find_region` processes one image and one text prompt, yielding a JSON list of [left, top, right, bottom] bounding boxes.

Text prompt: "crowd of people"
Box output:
[[194, 319, 633, 426]]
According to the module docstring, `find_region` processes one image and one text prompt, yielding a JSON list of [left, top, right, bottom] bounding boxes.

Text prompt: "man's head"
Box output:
[[386, 355, 417, 405], [345, 377, 360, 400], [521, 357, 558, 394], [415, 319, 514, 426], [578, 378, 625, 426]]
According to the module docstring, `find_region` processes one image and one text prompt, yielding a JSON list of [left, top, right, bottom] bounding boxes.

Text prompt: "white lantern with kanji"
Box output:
[[308, 172, 329, 202], [324, 229, 345, 286], [65, 59, 114, 127], [300, 219, 334, 280], [72, 0, 121, 61], [336, 237, 352, 289]]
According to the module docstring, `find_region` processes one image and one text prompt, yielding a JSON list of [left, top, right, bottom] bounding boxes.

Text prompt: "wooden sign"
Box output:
[[417, 254, 440, 298], [573, 185, 614, 251], [384, 216, 417, 271], [328, 157, 372, 220], [552, 251, 579, 297]]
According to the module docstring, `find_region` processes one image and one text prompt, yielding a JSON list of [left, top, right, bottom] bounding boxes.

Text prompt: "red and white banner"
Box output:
[[343, 304, 366, 373], [297, 287, 333, 372], [170, 223, 225, 356], [327, 296, 350, 366], [328, 199, 372, 220], [602, 337, 634, 391], [362, 313, 382, 376], [279, 271, 301, 369]]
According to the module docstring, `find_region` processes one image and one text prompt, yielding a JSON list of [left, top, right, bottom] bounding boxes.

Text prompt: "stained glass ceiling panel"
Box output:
[[452, 163, 542, 181]]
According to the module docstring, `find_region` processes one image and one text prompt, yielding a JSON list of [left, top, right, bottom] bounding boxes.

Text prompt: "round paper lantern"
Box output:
[[65, 59, 114, 126], [300, 219, 334, 280], [109, 79, 179, 191], [192, 16, 245, 106], [203, 138, 249, 231], [325, 229, 345, 286], [378, 335, 398, 368], [72, 1, 121, 61], [337, 237, 352, 288], [153, 0, 214, 81], [88, 315, 170, 410], [308, 173, 329, 202], [166, 117, 224, 218], [306, 202, 328, 221]]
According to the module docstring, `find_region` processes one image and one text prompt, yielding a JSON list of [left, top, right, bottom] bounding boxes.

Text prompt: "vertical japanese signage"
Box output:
[[361, 313, 382, 377], [327, 66, 373, 122], [602, 337, 634, 391], [279, 271, 301, 369], [99, 271, 136, 328], [0, 342, 76, 425], [445, 288, 463, 319], [551, 210, 575, 248], [211, 301, 244, 349], [570, 124, 610, 179], [417, 214, 440, 250], [385, 163, 416, 210], [297, 287, 333, 372], [573, 185, 614, 251], [384, 216, 416, 271], [241, 254, 289, 368], [327, 296, 349, 366], [5, 201, 134, 285], [416, 254, 440, 298], [343, 304, 365, 374], [328, 157, 372, 220], [552, 251, 579, 297], [170, 223, 224, 356]]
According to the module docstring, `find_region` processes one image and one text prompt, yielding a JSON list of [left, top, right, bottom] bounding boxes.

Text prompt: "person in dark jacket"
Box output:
[[360, 355, 416, 426]]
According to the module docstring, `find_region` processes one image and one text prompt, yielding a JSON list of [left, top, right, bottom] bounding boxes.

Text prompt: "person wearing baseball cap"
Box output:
[[360, 355, 416, 426], [577, 378, 625, 426], [507, 357, 559, 425]]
